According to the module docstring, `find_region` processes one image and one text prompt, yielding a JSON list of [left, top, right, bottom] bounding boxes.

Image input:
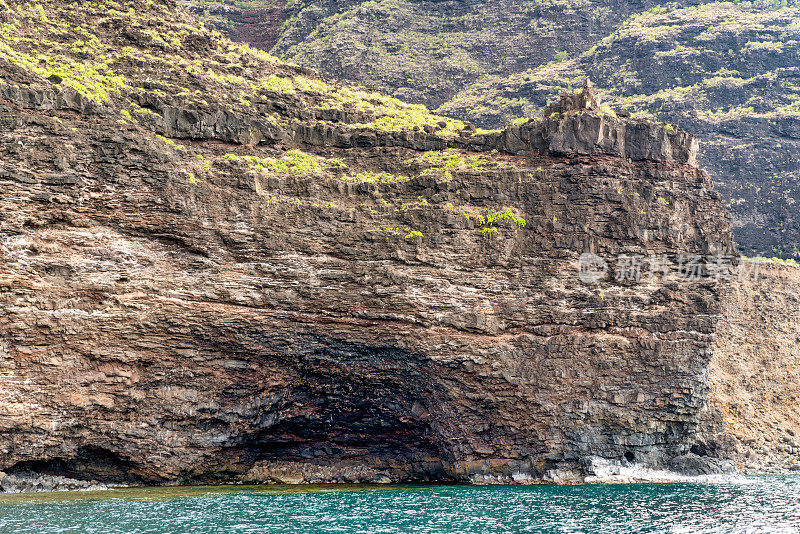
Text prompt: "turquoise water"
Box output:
[[1, 477, 799, 533]]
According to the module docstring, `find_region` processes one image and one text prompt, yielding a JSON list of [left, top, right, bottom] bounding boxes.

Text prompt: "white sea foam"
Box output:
[[582, 457, 747, 484]]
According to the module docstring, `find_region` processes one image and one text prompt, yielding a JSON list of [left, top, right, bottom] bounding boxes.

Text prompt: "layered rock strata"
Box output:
[[698, 262, 800, 474], [1, 81, 699, 165], [187, 0, 800, 259], [0, 0, 734, 486]]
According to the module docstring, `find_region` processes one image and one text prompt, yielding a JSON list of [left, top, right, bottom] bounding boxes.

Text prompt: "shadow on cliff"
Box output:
[[5, 446, 146, 485]]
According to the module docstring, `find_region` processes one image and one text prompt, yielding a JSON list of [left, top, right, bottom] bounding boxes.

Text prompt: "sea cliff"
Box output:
[[0, 0, 761, 488]]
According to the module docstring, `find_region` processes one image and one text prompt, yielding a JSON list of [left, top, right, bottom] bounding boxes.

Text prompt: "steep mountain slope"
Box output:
[[442, 2, 800, 259], [186, 0, 800, 258], [0, 0, 737, 487], [187, 0, 683, 109]]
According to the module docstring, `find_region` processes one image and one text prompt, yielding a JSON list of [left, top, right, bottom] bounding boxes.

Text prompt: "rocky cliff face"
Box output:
[[0, 0, 736, 486], [443, 3, 800, 260], [187, 1, 290, 52], [698, 261, 800, 474], [186, 0, 800, 259]]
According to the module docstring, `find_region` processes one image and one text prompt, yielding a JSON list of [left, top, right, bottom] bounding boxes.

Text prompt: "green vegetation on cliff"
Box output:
[[189, 0, 650, 111], [439, 1, 800, 258], [0, 0, 743, 488], [0, 0, 536, 259], [185, 0, 800, 258], [0, 0, 465, 137]]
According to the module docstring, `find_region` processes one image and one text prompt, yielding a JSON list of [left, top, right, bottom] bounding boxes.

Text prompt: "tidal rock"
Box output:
[[0, 472, 107, 493], [666, 454, 737, 477]]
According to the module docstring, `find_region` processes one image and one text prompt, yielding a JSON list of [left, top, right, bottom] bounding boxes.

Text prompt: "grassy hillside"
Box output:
[[189, 0, 683, 110], [185, 0, 800, 257], [0, 0, 466, 137], [441, 2, 800, 257]]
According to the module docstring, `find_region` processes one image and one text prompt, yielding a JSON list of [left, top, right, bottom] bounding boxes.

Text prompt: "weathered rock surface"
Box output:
[[698, 262, 800, 474], [437, 3, 800, 259], [0, 0, 737, 487], [188, 0, 800, 259], [187, 1, 290, 52], [0, 472, 107, 493]]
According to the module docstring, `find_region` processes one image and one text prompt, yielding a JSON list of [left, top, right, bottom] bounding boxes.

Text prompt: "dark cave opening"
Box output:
[[219, 336, 451, 474], [5, 446, 143, 484], [232, 395, 444, 468]]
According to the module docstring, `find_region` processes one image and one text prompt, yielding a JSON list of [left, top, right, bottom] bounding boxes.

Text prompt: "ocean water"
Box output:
[[1, 477, 799, 533]]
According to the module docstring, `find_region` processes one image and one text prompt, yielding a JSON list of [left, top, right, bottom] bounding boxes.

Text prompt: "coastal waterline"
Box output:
[[1, 477, 799, 533]]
